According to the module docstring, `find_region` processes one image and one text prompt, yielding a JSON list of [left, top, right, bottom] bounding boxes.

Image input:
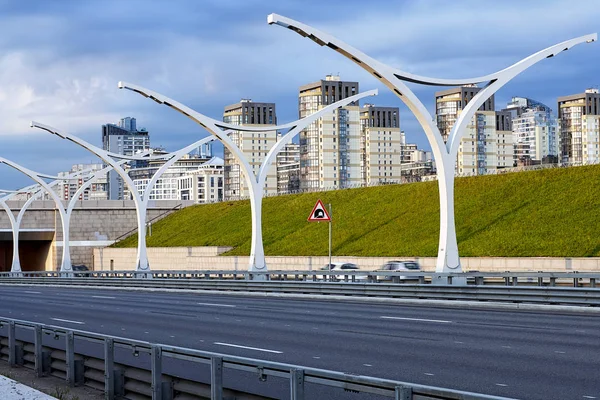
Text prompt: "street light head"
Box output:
[[30, 121, 67, 139], [267, 13, 278, 25], [118, 81, 125, 89]]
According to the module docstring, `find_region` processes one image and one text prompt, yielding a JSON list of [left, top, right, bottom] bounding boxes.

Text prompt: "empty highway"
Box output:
[[0, 285, 599, 399]]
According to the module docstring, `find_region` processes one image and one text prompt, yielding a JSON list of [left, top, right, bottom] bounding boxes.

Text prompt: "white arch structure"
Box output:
[[118, 81, 377, 273], [268, 13, 597, 274], [0, 163, 125, 274], [0, 157, 93, 273], [31, 121, 216, 276], [0, 184, 38, 274]]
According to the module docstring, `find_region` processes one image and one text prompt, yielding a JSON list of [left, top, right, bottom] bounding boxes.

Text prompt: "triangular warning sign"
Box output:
[[308, 199, 330, 222]]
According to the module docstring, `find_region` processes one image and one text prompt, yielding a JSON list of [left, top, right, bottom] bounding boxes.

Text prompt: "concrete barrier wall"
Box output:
[[93, 247, 600, 272]]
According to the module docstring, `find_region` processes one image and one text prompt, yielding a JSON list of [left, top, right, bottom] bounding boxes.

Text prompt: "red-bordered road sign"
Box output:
[[308, 199, 331, 222]]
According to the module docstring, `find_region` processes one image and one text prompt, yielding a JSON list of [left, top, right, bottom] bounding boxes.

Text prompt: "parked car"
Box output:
[[377, 260, 421, 281], [321, 262, 367, 281], [72, 264, 89, 277]]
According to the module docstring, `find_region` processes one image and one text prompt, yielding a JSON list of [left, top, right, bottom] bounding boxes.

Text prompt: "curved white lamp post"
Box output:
[[119, 81, 377, 273], [268, 13, 597, 274], [0, 163, 117, 274], [0, 157, 84, 274], [31, 121, 216, 276], [0, 185, 38, 274]]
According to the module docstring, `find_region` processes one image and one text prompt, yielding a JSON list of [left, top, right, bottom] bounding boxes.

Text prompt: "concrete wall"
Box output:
[[92, 247, 600, 272], [0, 200, 193, 270]]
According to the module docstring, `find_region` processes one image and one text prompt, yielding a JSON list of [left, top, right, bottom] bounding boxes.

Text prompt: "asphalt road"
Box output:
[[0, 285, 598, 400]]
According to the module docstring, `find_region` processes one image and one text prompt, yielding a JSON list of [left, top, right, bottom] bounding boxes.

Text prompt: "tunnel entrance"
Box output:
[[0, 229, 54, 272]]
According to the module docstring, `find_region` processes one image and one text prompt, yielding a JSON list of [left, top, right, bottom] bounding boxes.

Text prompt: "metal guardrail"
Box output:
[[1, 275, 600, 308], [0, 269, 598, 288], [0, 317, 515, 400]]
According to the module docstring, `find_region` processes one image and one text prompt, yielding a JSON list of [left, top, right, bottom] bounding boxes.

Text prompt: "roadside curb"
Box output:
[[4, 282, 600, 314]]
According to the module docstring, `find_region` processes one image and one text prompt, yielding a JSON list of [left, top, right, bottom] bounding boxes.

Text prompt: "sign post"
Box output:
[[328, 203, 332, 269], [308, 199, 332, 268]]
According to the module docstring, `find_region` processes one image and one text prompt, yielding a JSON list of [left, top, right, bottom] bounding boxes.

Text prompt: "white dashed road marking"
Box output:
[[24, 291, 41, 294], [92, 296, 116, 299], [495, 383, 508, 387], [51, 318, 85, 325], [198, 303, 236, 308], [424, 373, 435, 376], [381, 316, 452, 323], [214, 342, 283, 354]]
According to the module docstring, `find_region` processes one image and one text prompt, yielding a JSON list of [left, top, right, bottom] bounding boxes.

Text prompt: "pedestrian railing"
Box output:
[[0, 317, 515, 400]]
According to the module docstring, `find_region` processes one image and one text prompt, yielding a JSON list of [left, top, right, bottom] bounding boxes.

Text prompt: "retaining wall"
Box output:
[[92, 247, 600, 272]]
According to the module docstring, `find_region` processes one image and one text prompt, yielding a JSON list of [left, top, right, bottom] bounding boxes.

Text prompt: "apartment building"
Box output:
[[557, 88, 600, 164], [222, 100, 278, 199], [359, 104, 402, 185], [298, 75, 361, 189], [177, 157, 224, 203], [435, 86, 513, 175], [101, 117, 150, 200], [57, 163, 108, 201], [276, 137, 300, 194], [504, 97, 560, 165]]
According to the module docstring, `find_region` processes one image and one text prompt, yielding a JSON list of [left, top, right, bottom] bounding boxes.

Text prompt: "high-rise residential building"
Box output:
[[298, 75, 361, 190], [504, 97, 560, 165], [177, 157, 224, 204], [359, 104, 402, 185], [102, 117, 150, 200], [435, 86, 513, 175], [276, 134, 300, 195], [222, 99, 278, 200], [57, 163, 108, 201], [436, 85, 495, 143], [557, 88, 600, 164]]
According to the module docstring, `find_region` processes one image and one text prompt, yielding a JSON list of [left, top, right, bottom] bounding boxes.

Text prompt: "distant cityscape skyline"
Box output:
[[0, 0, 598, 188]]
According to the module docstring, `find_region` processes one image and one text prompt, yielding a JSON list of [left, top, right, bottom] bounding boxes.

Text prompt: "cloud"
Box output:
[[0, 0, 598, 189]]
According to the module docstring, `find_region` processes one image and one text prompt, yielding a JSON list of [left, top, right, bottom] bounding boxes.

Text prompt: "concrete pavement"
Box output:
[[0, 375, 56, 400]]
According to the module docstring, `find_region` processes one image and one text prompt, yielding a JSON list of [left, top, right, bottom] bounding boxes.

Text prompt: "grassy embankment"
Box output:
[[113, 165, 600, 257]]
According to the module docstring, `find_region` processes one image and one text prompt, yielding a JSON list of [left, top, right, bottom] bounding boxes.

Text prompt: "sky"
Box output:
[[0, 0, 599, 188]]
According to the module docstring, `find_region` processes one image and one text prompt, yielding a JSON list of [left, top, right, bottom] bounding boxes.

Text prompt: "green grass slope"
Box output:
[[113, 165, 600, 257]]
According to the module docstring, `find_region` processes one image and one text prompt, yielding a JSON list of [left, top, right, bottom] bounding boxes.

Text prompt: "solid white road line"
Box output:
[[380, 316, 452, 323], [198, 302, 236, 308], [24, 291, 41, 294], [51, 318, 85, 325], [214, 342, 283, 354], [92, 295, 116, 299]]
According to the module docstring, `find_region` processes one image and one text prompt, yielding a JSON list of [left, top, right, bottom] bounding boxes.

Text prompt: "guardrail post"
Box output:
[[512, 276, 518, 286], [66, 331, 75, 386], [34, 325, 44, 377], [104, 338, 115, 400], [290, 368, 305, 400], [538, 276, 544, 287], [550, 277, 556, 287], [395, 385, 412, 400], [151, 345, 163, 400], [8, 320, 16, 366], [211, 356, 223, 400], [591, 278, 596, 288]]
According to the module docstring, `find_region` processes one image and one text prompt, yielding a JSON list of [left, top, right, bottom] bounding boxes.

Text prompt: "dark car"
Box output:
[[71, 264, 89, 277]]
